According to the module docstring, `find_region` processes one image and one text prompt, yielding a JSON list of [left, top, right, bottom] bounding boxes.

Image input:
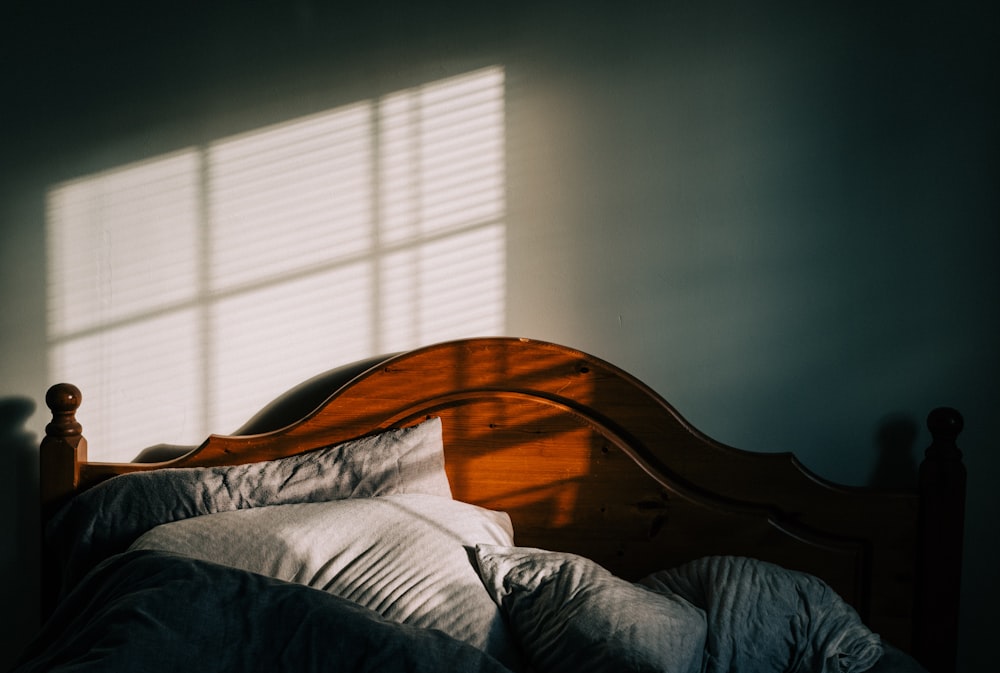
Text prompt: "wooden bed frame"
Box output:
[[39, 337, 965, 673]]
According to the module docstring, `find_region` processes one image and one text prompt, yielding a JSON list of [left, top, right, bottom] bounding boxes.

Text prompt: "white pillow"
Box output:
[[474, 544, 706, 673], [130, 494, 521, 670], [49, 417, 453, 594]]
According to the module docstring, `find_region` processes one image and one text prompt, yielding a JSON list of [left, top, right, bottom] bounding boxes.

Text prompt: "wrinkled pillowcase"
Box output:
[[130, 494, 522, 670], [640, 556, 883, 673], [473, 544, 706, 673], [48, 417, 451, 593]]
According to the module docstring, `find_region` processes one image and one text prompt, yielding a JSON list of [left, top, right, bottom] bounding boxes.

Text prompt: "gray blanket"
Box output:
[[641, 556, 884, 673], [13, 550, 512, 673]]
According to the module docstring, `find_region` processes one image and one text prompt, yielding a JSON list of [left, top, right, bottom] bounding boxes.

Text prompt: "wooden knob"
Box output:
[[45, 383, 82, 438], [46, 383, 81, 413], [927, 407, 963, 443]]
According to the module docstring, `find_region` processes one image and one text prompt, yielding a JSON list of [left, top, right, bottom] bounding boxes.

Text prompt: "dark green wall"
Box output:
[[2, 1, 997, 667]]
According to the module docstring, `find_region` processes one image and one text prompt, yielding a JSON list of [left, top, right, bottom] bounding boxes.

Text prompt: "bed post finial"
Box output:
[[45, 383, 83, 439], [914, 406, 965, 673], [927, 407, 963, 453]]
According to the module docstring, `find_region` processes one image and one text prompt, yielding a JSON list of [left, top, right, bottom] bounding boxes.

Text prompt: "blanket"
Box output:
[[641, 556, 884, 673], [12, 550, 513, 673]]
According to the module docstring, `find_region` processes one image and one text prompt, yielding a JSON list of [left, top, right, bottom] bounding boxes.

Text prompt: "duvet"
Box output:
[[12, 549, 512, 673]]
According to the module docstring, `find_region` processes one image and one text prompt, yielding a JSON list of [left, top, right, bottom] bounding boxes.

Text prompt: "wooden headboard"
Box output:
[[40, 337, 965, 672]]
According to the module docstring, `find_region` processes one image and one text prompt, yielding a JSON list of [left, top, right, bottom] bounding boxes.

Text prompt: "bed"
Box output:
[[21, 337, 964, 672]]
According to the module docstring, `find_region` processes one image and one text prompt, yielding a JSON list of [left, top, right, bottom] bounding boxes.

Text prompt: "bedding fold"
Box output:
[[13, 549, 513, 673], [640, 556, 883, 673]]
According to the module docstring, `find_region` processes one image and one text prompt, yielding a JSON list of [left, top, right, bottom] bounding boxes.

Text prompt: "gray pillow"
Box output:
[[473, 544, 706, 673], [131, 494, 522, 670], [49, 417, 452, 592]]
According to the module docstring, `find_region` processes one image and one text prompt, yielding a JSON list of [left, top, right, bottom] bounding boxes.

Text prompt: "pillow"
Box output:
[[640, 556, 883, 673], [130, 494, 522, 670], [473, 544, 706, 673], [48, 417, 451, 593]]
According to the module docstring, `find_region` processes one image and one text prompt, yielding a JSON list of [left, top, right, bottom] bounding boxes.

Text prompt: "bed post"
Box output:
[[40, 383, 87, 616], [914, 406, 965, 673], [40, 383, 87, 521]]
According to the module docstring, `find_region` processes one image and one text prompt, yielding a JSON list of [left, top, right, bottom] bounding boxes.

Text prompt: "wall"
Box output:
[[2, 0, 996, 667]]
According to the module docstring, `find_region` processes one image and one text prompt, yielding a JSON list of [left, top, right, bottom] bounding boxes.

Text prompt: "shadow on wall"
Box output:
[[868, 413, 919, 491], [0, 396, 41, 666]]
